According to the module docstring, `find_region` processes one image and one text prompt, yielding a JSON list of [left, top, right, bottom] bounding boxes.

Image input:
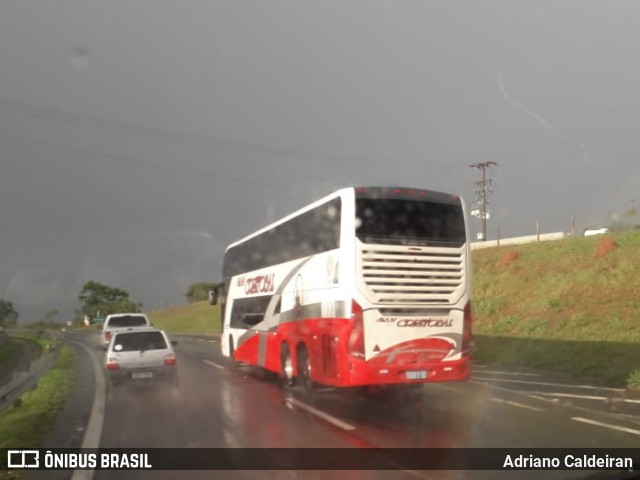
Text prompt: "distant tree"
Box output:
[[185, 282, 222, 303], [0, 299, 19, 328], [43, 309, 59, 324], [78, 281, 142, 317]]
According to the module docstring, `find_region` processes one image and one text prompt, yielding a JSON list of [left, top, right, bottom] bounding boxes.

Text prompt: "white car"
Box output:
[[104, 326, 178, 390], [101, 313, 151, 347]]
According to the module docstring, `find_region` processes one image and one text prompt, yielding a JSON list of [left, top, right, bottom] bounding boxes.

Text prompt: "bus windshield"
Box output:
[[355, 198, 466, 246]]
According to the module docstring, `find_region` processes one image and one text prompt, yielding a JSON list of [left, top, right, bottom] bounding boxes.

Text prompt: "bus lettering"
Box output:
[[376, 317, 397, 323], [396, 318, 454, 328], [244, 273, 275, 295]]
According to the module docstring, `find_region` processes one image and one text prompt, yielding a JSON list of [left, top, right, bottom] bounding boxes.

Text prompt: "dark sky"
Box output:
[[1, 0, 639, 322]]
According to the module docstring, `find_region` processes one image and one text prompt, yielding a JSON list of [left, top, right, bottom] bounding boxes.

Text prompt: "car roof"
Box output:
[[110, 326, 165, 336]]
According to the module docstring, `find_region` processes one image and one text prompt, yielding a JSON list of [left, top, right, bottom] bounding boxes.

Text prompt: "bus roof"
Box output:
[[225, 186, 462, 252]]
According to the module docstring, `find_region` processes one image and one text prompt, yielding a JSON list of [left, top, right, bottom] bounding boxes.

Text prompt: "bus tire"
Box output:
[[297, 344, 315, 393], [280, 343, 296, 388]]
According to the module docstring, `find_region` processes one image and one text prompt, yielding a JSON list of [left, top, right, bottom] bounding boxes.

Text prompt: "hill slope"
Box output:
[[148, 301, 221, 335], [472, 231, 640, 387]]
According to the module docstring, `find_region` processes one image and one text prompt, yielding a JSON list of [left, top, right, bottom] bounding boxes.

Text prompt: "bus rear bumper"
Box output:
[[340, 355, 471, 387]]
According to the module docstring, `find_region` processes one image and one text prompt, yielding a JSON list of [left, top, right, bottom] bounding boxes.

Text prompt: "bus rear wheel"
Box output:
[[297, 344, 314, 392], [280, 343, 296, 388]]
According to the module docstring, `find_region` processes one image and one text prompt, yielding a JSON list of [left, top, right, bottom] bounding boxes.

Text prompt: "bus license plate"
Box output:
[[406, 370, 427, 380], [132, 372, 153, 380]]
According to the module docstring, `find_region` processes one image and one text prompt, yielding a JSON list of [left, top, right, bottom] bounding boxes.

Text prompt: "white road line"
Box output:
[[202, 359, 225, 370], [471, 376, 626, 392], [530, 392, 640, 404], [529, 395, 556, 403], [571, 417, 640, 436], [478, 370, 542, 377], [491, 397, 545, 412], [285, 397, 355, 431], [69, 339, 105, 480]]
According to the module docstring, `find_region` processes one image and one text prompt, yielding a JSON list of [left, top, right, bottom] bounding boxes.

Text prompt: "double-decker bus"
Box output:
[[220, 186, 472, 390]]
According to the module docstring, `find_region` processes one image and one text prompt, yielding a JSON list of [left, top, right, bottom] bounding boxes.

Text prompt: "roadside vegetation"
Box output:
[[0, 335, 46, 381], [149, 301, 221, 335], [0, 345, 75, 478], [473, 230, 640, 389]]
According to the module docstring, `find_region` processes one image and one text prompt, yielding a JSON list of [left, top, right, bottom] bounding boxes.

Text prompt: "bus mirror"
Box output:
[[208, 289, 218, 306]]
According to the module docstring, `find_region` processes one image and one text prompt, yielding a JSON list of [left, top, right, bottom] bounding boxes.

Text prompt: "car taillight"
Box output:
[[164, 353, 176, 366], [106, 358, 119, 370], [462, 301, 472, 353], [347, 300, 365, 358], [105, 331, 112, 342]]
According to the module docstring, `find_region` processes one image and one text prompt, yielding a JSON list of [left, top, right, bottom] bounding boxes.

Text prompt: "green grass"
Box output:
[[0, 345, 74, 448], [472, 230, 640, 388], [148, 301, 221, 336], [0, 345, 75, 480]]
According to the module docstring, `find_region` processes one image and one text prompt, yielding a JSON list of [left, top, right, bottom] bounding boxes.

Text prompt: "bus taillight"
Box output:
[[462, 301, 472, 353], [348, 300, 365, 358]]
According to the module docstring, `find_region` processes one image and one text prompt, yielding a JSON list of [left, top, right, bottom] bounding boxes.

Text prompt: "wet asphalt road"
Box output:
[[42, 332, 640, 480]]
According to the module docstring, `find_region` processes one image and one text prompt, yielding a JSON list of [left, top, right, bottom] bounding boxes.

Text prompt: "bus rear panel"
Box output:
[[221, 186, 472, 388]]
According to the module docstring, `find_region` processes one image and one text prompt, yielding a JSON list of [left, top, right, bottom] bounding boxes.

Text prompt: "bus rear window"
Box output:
[[355, 199, 466, 246]]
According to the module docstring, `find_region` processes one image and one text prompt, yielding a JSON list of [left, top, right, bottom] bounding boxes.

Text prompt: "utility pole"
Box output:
[[470, 161, 498, 241]]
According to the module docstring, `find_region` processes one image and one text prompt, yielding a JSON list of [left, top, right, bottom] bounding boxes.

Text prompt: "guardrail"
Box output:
[[471, 232, 568, 250], [0, 341, 60, 413]]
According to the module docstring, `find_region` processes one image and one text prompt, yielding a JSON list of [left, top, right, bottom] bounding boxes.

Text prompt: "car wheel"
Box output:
[[279, 343, 296, 388], [297, 344, 314, 393]]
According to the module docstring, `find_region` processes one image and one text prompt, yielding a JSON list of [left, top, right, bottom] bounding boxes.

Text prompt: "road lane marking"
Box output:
[[68, 339, 105, 480], [202, 359, 225, 369], [529, 395, 556, 403], [471, 377, 625, 392], [285, 397, 355, 431], [529, 392, 640, 404], [491, 397, 545, 412], [477, 370, 543, 377], [571, 417, 640, 436]]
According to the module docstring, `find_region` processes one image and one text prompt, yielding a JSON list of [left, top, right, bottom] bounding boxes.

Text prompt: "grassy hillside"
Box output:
[[148, 230, 640, 388], [148, 301, 221, 336], [473, 230, 640, 388]]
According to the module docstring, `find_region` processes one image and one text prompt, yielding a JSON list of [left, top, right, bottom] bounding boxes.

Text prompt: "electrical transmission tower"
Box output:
[[470, 161, 498, 241]]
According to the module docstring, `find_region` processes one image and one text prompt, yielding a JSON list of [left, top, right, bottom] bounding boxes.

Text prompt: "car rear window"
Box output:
[[107, 315, 148, 328], [113, 331, 167, 351]]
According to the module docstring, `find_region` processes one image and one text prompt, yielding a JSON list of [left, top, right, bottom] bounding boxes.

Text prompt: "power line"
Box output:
[[0, 132, 288, 191], [470, 161, 498, 241], [0, 96, 465, 170]]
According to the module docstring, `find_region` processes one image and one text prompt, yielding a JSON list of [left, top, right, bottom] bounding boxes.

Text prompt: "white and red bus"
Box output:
[[220, 186, 472, 390]]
